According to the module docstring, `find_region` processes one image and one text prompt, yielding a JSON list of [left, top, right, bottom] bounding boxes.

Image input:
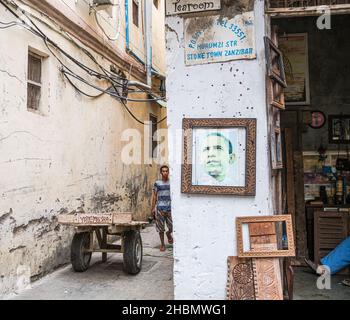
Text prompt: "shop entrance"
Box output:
[[269, 12, 350, 299]]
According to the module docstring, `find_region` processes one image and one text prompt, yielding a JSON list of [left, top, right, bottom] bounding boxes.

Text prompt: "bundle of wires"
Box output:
[[0, 0, 167, 125]]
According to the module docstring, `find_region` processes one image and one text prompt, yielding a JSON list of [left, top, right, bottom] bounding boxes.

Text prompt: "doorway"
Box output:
[[270, 13, 350, 299]]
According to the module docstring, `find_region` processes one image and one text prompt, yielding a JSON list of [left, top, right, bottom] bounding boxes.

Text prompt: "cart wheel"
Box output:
[[123, 230, 143, 275], [71, 232, 92, 272]]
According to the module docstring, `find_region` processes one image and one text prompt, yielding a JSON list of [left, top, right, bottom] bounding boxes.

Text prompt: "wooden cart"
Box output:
[[58, 213, 148, 275]]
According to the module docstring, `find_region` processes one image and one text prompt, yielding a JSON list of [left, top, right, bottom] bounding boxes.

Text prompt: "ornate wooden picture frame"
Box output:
[[268, 78, 285, 110], [226, 256, 255, 300], [264, 36, 287, 89], [181, 118, 256, 196], [236, 215, 295, 258]]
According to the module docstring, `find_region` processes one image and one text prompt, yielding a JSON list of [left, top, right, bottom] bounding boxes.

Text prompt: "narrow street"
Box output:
[[2, 0, 350, 303], [8, 226, 174, 300]]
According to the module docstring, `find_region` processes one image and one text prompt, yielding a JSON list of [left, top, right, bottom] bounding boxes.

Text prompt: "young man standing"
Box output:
[[152, 165, 173, 252]]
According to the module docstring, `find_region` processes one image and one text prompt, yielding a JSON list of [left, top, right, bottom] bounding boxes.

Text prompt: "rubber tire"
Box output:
[[71, 232, 92, 272], [123, 230, 143, 275]]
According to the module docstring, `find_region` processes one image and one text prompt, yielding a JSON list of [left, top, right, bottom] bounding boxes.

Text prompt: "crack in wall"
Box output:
[[9, 245, 26, 253], [0, 209, 12, 224], [91, 191, 123, 213], [166, 24, 180, 43], [0, 69, 23, 84], [12, 217, 51, 235], [0, 131, 45, 143]]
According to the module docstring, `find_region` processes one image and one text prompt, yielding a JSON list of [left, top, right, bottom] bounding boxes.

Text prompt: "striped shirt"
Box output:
[[154, 180, 171, 213]]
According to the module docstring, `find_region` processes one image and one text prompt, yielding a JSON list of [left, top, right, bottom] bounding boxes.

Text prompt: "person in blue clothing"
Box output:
[[305, 236, 350, 286], [151, 165, 173, 252]]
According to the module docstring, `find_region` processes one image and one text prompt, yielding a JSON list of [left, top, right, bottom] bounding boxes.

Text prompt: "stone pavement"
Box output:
[[294, 267, 350, 300], [8, 225, 174, 300]]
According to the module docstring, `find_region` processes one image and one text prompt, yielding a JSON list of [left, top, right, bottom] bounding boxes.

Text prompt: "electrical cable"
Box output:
[[92, 6, 121, 42], [6, 0, 126, 85], [62, 69, 164, 102], [7, 0, 164, 87], [0, 0, 167, 125], [62, 70, 105, 99]]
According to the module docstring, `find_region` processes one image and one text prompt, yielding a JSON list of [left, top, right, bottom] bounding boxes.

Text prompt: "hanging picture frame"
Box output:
[[278, 33, 310, 105], [270, 110, 283, 170], [328, 115, 350, 144], [264, 36, 287, 88], [271, 126, 283, 170], [181, 118, 256, 196], [268, 78, 285, 110]]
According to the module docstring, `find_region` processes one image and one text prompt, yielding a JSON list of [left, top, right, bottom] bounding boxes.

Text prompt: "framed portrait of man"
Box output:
[[181, 118, 256, 195]]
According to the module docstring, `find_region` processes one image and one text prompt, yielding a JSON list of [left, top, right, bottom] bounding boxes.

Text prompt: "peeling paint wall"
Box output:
[[0, 2, 167, 298], [165, 0, 273, 299]]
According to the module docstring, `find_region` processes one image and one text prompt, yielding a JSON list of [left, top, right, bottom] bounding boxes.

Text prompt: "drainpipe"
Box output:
[[124, 0, 131, 52], [125, 0, 153, 87], [143, 0, 152, 87]]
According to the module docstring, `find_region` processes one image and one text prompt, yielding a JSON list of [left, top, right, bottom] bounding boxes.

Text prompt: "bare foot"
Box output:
[[160, 245, 166, 252], [342, 279, 350, 287], [304, 258, 318, 273], [166, 231, 173, 244]]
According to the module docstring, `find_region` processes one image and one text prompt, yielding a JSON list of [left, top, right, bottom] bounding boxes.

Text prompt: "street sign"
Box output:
[[184, 12, 256, 66]]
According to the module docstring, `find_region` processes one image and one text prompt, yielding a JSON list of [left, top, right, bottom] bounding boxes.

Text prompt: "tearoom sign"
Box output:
[[184, 12, 256, 66], [166, 0, 221, 15]]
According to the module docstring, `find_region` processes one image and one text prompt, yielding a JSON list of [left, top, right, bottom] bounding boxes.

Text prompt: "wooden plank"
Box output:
[[226, 257, 255, 300], [250, 225, 283, 300], [102, 228, 108, 262], [58, 214, 112, 225], [267, 4, 350, 16], [249, 222, 276, 236], [94, 228, 103, 247], [112, 221, 148, 226], [58, 213, 134, 226], [314, 211, 348, 275], [112, 213, 132, 224], [294, 151, 308, 260], [283, 257, 294, 300], [85, 249, 122, 253], [252, 258, 284, 300], [285, 128, 296, 243]]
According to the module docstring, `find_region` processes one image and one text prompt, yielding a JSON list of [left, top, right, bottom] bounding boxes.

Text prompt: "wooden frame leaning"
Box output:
[[236, 215, 296, 258]]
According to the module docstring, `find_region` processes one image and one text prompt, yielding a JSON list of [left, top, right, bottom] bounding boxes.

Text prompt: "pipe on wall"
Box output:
[[143, 0, 152, 86], [124, 0, 155, 84]]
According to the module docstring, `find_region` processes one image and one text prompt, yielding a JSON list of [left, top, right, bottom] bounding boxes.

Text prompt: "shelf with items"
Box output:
[[303, 151, 350, 203]]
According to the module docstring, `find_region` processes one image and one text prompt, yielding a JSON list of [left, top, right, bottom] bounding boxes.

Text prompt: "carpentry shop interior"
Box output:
[[269, 6, 350, 280]]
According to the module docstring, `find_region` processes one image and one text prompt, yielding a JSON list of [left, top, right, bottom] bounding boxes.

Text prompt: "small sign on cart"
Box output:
[[75, 214, 113, 225]]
